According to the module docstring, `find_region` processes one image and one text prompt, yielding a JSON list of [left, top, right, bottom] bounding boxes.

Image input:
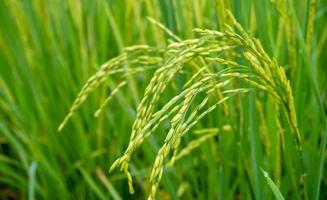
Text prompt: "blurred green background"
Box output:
[[0, 0, 326, 199]]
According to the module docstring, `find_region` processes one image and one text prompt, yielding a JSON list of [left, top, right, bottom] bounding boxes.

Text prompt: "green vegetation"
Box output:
[[0, 0, 326, 199]]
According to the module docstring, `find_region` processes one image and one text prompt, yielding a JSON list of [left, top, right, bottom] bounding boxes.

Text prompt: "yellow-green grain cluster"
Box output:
[[58, 9, 300, 200]]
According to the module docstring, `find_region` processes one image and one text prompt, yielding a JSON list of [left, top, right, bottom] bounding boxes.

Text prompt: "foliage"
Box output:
[[0, 0, 326, 199]]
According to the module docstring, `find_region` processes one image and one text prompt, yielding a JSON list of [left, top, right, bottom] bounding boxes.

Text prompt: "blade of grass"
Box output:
[[261, 168, 285, 200], [28, 161, 37, 200]]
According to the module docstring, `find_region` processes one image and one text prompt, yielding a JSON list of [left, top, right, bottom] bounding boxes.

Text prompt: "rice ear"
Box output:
[[58, 10, 300, 200]]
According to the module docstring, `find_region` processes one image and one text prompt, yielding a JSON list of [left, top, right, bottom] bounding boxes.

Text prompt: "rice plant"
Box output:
[[0, 0, 326, 199]]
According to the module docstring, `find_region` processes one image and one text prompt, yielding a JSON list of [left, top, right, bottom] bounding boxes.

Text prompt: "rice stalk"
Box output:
[[306, 0, 317, 53], [273, 0, 297, 74]]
